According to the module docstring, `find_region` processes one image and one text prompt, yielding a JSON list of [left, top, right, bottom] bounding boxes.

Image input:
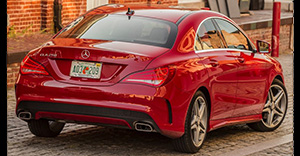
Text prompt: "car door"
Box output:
[[194, 19, 239, 120], [214, 19, 269, 117]]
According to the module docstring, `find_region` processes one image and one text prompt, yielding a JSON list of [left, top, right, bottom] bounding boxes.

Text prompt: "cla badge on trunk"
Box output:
[[39, 50, 61, 58], [81, 50, 90, 59]]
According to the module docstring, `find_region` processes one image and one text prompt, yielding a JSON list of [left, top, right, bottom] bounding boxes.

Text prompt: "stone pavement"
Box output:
[[7, 53, 293, 156]]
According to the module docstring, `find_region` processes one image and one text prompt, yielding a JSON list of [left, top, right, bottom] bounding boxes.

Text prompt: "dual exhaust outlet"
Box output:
[[18, 111, 155, 133], [134, 122, 154, 132], [17, 111, 32, 120]]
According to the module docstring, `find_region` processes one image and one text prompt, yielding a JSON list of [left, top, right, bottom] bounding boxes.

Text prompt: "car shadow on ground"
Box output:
[[25, 125, 178, 155], [22, 123, 258, 155]]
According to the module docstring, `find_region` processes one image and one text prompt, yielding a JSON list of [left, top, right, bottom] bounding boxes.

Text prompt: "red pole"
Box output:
[[271, 2, 281, 57]]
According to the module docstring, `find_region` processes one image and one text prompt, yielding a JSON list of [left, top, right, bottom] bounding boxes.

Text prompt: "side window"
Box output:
[[195, 19, 224, 50], [215, 19, 250, 50]]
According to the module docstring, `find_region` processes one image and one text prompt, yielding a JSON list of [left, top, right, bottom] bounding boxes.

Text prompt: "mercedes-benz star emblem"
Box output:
[[81, 50, 90, 59]]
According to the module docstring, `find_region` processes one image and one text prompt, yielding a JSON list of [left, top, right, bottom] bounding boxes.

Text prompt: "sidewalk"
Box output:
[[233, 9, 293, 26], [7, 33, 53, 64], [7, 33, 53, 54]]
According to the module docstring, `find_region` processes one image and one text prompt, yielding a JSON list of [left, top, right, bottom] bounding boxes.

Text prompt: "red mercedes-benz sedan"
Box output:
[[15, 4, 288, 153]]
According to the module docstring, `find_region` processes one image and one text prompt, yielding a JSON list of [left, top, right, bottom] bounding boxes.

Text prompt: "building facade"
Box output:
[[7, 0, 184, 34]]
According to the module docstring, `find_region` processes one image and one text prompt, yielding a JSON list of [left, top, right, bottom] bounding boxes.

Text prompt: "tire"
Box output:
[[172, 91, 208, 153], [28, 119, 65, 137], [248, 79, 288, 132]]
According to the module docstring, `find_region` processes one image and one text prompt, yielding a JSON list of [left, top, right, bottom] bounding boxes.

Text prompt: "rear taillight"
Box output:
[[121, 66, 175, 87], [20, 56, 49, 75]]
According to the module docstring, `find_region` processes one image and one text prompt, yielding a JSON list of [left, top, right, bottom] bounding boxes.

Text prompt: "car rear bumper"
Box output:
[[15, 75, 191, 138], [17, 100, 162, 133]]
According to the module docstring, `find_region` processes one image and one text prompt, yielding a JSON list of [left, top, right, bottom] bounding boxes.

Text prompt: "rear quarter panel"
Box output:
[[146, 50, 210, 134], [146, 11, 227, 134]]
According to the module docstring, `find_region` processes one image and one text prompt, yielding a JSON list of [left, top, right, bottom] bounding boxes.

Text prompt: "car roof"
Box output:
[[84, 4, 199, 23]]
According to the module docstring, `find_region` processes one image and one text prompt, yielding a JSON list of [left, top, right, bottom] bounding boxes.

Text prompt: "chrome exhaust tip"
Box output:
[[134, 122, 153, 132], [18, 112, 32, 120]]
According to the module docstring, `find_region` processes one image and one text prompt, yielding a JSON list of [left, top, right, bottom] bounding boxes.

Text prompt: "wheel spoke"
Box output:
[[264, 100, 271, 108], [274, 90, 284, 106], [273, 108, 283, 117], [264, 91, 272, 108], [194, 100, 200, 116], [269, 88, 275, 101], [193, 127, 200, 145], [199, 120, 206, 133], [275, 105, 284, 114], [191, 115, 197, 126], [198, 103, 205, 119], [267, 110, 274, 126], [191, 115, 198, 130], [262, 107, 271, 113]]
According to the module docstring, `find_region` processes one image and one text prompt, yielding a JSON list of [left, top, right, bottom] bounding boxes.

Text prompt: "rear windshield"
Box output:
[[55, 14, 177, 48]]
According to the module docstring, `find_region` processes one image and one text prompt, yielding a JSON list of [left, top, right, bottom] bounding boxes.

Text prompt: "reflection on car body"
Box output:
[[15, 4, 287, 153]]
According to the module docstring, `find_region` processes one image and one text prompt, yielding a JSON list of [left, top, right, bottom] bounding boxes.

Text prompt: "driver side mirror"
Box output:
[[256, 40, 271, 53]]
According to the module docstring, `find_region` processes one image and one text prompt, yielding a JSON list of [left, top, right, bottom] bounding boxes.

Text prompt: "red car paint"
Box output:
[[15, 4, 284, 139]]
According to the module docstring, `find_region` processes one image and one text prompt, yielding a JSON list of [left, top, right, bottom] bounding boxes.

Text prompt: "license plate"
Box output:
[[70, 61, 102, 79]]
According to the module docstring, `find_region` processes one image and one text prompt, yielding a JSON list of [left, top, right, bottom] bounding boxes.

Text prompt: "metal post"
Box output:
[[271, 2, 281, 57]]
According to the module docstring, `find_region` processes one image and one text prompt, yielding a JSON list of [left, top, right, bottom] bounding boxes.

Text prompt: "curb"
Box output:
[[238, 17, 293, 31]]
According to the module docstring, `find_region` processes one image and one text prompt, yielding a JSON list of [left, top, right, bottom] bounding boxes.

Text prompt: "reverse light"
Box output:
[[121, 66, 175, 87], [20, 56, 49, 75]]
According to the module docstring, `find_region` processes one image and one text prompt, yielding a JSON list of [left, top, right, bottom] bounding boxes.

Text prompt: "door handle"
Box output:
[[210, 62, 219, 67], [209, 59, 219, 67], [237, 57, 245, 63]]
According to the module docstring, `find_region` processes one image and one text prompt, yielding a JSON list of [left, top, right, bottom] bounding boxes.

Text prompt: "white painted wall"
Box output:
[[86, 0, 109, 11], [178, 0, 204, 4]]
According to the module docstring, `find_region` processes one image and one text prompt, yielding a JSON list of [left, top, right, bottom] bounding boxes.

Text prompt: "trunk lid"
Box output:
[[31, 38, 169, 86]]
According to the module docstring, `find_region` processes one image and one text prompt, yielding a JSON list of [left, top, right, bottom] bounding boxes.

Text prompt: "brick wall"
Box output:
[[7, 0, 176, 34], [61, 0, 87, 26], [7, 0, 87, 34], [245, 24, 292, 53], [7, 63, 21, 88], [7, 0, 42, 33], [41, 0, 54, 31]]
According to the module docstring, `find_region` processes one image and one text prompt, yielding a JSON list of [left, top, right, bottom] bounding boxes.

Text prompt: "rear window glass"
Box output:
[[55, 14, 177, 48]]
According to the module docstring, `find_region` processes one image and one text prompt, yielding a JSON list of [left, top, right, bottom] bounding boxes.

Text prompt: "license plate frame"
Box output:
[[70, 61, 102, 79]]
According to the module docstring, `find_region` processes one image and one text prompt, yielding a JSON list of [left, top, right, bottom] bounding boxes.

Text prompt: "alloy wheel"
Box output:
[[190, 96, 208, 147], [262, 84, 287, 128]]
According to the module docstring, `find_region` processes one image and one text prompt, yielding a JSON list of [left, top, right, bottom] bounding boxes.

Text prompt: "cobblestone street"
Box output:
[[7, 53, 294, 156]]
